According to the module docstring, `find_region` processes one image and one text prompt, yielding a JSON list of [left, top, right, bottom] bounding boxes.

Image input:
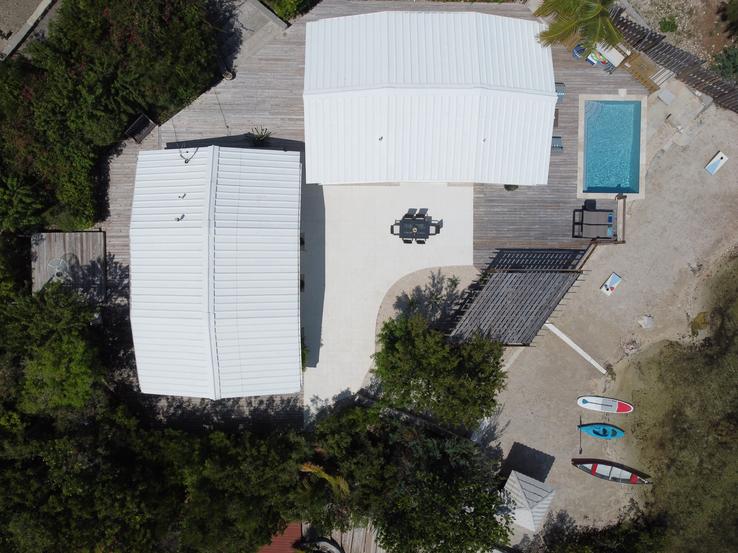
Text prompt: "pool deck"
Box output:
[[576, 94, 648, 200], [473, 43, 647, 265]]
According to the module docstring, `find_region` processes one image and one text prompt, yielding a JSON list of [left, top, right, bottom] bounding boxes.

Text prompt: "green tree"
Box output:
[[0, 0, 220, 227], [374, 314, 505, 427], [178, 430, 308, 553], [18, 333, 96, 415], [307, 406, 511, 553], [517, 509, 666, 553], [0, 175, 43, 233], [534, 0, 622, 55]]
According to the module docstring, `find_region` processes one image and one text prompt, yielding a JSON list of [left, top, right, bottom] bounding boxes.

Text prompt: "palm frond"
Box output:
[[534, 0, 579, 18], [538, 16, 580, 47]]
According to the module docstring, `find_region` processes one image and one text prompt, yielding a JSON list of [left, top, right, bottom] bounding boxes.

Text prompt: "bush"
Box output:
[[374, 314, 505, 427], [307, 405, 511, 553], [713, 45, 738, 82], [0, 0, 220, 228], [658, 16, 677, 33], [265, 0, 319, 21], [0, 175, 43, 233]]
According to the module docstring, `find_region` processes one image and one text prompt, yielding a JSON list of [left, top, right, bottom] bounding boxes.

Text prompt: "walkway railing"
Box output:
[[610, 6, 738, 113]]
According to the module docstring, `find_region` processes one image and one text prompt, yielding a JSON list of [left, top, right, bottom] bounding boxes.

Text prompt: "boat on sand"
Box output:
[[571, 458, 651, 485]]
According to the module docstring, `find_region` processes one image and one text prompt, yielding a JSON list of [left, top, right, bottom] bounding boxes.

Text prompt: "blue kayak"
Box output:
[[578, 423, 625, 440]]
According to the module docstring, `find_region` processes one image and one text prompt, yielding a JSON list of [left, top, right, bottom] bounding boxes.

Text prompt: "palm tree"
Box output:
[[299, 462, 349, 499], [534, 0, 622, 55]]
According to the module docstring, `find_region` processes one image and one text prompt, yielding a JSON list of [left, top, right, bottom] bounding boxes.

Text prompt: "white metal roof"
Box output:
[[130, 147, 302, 399], [504, 470, 556, 531], [303, 11, 557, 186]]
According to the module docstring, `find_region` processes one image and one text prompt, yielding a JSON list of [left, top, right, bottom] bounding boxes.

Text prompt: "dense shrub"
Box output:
[[265, 0, 319, 21], [305, 405, 511, 553], [0, 0, 220, 229], [713, 45, 738, 82], [374, 314, 505, 427]]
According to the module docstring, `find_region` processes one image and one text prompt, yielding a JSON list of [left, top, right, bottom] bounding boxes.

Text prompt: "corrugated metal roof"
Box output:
[[304, 11, 557, 185], [130, 147, 302, 399]]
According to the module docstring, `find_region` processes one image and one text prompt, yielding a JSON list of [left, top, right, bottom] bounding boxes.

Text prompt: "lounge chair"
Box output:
[[429, 226, 437, 236], [402, 238, 413, 244], [551, 136, 563, 152], [390, 223, 400, 235], [416, 239, 426, 245], [555, 82, 565, 104], [403, 208, 417, 219], [416, 208, 428, 219]]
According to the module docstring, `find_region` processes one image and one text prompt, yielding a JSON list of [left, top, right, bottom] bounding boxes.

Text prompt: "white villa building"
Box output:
[[129, 147, 302, 399], [303, 11, 557, 186]]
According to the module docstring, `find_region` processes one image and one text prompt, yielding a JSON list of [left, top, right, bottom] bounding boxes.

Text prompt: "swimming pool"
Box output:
[[582, 100, 642, 195]]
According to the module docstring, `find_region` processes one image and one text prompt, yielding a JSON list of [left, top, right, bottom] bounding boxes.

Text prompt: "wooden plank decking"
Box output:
[[473, 43, 647, 265], [103, 0, 647, 276], [31, 231, 106, 299]]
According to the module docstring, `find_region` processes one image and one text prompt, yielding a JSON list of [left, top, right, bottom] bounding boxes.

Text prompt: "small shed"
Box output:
[[31, 231, 106, 300], [504, 470, 555, 532]]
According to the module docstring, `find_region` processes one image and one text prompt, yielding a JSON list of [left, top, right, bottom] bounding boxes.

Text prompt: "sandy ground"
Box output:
[[629, 0, 735, 60], [496, 81, 738, 540], [0, 0, 39, 48]]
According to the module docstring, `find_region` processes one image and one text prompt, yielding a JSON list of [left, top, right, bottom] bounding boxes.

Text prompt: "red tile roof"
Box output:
[[257, 522, 302, 553]]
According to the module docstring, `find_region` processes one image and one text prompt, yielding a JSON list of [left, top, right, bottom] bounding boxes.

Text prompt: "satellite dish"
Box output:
[[47, 253, 80, 283]]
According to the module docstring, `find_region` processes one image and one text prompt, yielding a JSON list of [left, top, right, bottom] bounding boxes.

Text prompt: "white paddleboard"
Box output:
[[577, 395, 633, 414]]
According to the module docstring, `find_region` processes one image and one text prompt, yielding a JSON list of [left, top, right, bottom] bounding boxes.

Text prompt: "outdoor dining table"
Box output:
[[399, 218, 431, 240]]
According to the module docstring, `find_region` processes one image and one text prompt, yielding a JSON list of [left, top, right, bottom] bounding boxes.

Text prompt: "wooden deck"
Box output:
[[31, 231, 106, 299], [103, 0, 647, 276], [473, 43, 647, 265]]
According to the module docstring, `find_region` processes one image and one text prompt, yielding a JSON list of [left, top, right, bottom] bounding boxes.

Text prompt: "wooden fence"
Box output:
[[610, 7, 738, 113]]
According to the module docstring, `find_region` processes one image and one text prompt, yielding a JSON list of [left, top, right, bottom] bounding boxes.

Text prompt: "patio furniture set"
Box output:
[[390, 208, 443, 244], [572, 199, 615, 240]]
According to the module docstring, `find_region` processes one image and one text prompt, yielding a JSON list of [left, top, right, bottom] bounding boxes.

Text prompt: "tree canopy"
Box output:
[[0, 0, 220, 229], [306, 405, 511, 553], [374, 314, 505, 428], [534, 0, 622, 55]]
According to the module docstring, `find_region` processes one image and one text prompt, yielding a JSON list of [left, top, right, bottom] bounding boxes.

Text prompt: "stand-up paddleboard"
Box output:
[[577, 396, 633, 414], [571, 458, 651, 485], [578, 422, 625, 440]]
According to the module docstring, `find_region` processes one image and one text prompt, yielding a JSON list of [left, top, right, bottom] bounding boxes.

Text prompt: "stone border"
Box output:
[[577, 93, 647, 200], [0, 0, 56, 61]]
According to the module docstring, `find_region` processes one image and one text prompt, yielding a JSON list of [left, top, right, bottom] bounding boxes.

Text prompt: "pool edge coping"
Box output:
[[577, 93, 647, 201]]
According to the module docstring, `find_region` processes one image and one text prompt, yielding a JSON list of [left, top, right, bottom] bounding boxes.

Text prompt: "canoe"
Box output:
[[578, 422, 625, 440], [577, 395, 633, 414], [571, 458, 651, 485]]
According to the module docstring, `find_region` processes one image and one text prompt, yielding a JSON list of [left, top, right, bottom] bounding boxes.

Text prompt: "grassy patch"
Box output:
[[629, 257, 738, 552], [658, 16, 678, 33]]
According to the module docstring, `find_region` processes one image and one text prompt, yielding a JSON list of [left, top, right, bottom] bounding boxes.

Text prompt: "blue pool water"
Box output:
[[583, 100, 641, 194]]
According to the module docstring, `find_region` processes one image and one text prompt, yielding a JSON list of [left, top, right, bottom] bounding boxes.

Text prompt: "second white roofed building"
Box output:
[[303, 11, 557, 186]]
